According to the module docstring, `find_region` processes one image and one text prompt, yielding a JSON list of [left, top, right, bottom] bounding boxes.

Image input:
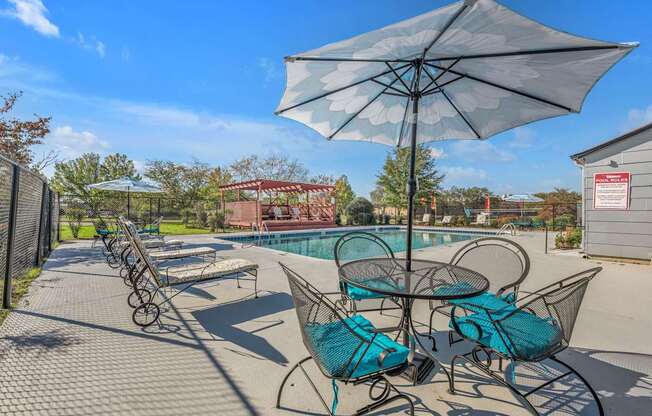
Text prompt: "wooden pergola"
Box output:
[[219, 179, 335, 231]]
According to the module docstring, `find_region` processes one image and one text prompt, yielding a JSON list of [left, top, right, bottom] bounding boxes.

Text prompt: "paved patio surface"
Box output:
[[0, 230, 650, 415]]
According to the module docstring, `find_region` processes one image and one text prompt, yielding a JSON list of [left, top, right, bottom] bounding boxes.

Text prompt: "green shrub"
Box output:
[[66, 201, 86, 239], [345, 197, 376, 226], [181, 209, 192, 225], [555, 228, 582, 249], [195, 205, 208, 228], [208, 212, 226, 232]]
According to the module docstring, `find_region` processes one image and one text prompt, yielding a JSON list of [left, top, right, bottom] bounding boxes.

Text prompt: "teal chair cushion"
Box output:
[[344, 279, 400, 300], [452, 308, 562, 360], [305, 314, 409, 379], [447, 291, 515, 312], [96, 229, 113, 236]]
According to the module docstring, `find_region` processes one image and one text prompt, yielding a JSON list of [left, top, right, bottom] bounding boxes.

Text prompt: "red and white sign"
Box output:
[[593, 172, 630, 210]]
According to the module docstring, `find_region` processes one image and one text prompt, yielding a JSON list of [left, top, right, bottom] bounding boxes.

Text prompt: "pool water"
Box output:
[[224, 228, 481, 260]]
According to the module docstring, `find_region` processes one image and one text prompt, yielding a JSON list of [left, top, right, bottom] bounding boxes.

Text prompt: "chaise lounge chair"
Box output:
[[122, 220, 259, 327]]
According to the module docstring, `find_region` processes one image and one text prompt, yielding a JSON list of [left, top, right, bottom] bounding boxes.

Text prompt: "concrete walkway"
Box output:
[[0, 232, 650, 415]]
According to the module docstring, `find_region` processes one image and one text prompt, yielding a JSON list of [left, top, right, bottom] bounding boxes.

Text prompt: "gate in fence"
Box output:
[[0, 155, 59, 309]]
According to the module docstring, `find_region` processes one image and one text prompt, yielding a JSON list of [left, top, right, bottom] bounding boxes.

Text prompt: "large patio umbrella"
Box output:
[[503, 193, 543, 216], [87, 177, 163, 219], [275, 0, 636, 270]]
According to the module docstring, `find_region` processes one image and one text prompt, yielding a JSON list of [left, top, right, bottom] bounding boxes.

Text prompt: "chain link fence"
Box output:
[[0, 155, 59, 309]]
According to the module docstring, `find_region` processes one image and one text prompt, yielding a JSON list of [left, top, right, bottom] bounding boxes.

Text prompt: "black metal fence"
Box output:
[[0, 155, 59, 309], [377, 201, 581, 231], [58, 193, 224, 239]]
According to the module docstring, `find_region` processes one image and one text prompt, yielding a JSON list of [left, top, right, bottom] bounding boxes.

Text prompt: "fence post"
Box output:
[[3, 164, 20, 309], [57, 193, 61, 242], [35, 182, 47, 266]]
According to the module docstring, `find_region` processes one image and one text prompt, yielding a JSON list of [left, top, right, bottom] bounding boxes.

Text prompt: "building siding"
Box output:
[[579, 127, 652, 261]]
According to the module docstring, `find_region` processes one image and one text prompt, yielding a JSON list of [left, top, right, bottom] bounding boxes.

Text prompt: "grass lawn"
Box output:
[[0, 267, 42, 325], [59, 220, 238, 240]]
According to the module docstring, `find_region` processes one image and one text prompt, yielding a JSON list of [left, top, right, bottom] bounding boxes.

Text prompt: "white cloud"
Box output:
[[47, 125, 109, 159], [74, 32, 106, 58], [626, 104, 652, 130], [95, 41, 105, 58], [429, 147, 446, 159], [121, 46, 130, 62], [257, 57, 280, 83], [3, 0, 59, 37], [440, 166, 487, 187], [509, 127, 535, 149], [448, 140, 514, 162]]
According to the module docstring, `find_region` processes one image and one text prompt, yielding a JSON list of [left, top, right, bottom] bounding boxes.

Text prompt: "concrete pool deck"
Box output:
[[0, 230, 650, 415]]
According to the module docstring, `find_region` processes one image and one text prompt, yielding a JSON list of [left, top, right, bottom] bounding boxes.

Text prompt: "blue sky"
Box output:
[[1, 0, 650, 197]]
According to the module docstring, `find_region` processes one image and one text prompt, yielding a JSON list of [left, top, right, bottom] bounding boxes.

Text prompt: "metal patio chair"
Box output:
[[448, 267, 603, 416], [428, 237, 530, 351], [334, 231, 402, 316], [277, 263, 414, 416]]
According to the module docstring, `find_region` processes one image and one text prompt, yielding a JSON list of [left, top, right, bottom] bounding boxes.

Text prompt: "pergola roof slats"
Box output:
[[218, 179, 334, 193]]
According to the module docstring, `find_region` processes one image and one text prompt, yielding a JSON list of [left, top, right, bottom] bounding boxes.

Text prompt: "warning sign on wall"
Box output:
[[593, 172, 630, 210]]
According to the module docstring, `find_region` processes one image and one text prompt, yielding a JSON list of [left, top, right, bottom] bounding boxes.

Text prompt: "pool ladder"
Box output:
[[497, 223, 517, 236], [244, 222, 270, 247]]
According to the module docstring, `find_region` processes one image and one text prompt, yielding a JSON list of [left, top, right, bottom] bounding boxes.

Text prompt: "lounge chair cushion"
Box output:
[[150, 246, 215, 260], [452, 308, 562, 360], [305, 314, 409, 379], [96, 229, 113, 236], [344, 279, 401, 300], [165, 258, 258, 286]]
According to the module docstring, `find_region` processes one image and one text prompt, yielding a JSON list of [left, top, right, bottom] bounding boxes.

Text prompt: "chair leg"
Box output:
[[276, 356, 332, 415], [450, 352, 539, 415], [427, 308, 438, 352], [354, 376, 414, 416], [548, 356, 604, 416]]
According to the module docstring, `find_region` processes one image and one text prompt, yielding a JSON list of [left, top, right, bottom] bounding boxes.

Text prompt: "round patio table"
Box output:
[[338, 258, 489, 385]]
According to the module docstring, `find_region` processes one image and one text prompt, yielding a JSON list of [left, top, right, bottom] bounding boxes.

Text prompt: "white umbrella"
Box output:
[[503, 193, 543, 216], [87, 177, 162, 219], [275, 0, 636, 270]]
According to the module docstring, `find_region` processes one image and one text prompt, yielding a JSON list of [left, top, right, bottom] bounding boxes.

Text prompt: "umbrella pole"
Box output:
[[127, 188, 131, 220], [405, 67, 421, 272]]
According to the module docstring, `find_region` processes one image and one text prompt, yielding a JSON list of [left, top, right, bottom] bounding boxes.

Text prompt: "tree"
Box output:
[[205, 166, 234, 200], [51, 153, 103, 196], [0, 91, 51, 166], [334, 175, 355, 216], [345, 197, 375, 225], [370, 186, 385, 211], [440, 186, 492, 209], [309, 174, 336, 185], [376, 145, 444, 215], [535, 188, 581, 221], [51, 152, 142, 196], [100, 153, 140, 180], [144, 159, 211, 208], [229, 154, 309, 182]]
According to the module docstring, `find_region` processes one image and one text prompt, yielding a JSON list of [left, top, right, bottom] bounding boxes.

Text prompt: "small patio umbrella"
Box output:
[[87, 177, 163, 219], [503, 193, 543, 216], [275, 0, 636, 270]]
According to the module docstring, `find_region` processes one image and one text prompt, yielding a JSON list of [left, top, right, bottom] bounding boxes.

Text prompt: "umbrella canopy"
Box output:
[[276, 0, 636, 269], [87, 177, 162, 193], [503, 194, 543, 203], [87, 177, 162, 219]]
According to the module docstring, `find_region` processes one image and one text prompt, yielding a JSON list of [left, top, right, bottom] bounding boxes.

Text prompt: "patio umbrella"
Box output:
[[87, 177, 163, 219], [275, 0, 636, 270], [503, 193, 543, 216]]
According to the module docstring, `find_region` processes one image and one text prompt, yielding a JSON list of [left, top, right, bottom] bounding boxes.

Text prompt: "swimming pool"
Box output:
[[223, 227, 489, 260]]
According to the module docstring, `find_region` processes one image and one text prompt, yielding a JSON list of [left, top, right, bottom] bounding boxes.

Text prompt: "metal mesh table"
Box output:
[[339, 258, 489, 385]]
